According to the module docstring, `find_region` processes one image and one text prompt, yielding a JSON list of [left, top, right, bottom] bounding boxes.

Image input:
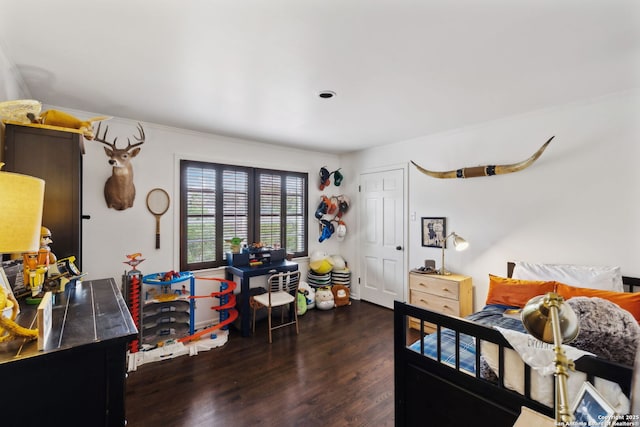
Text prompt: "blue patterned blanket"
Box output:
[[408, 304, 527, 374]]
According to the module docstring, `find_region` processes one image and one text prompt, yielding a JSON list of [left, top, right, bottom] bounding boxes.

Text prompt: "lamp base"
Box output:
[[438, 268, 452, 275]]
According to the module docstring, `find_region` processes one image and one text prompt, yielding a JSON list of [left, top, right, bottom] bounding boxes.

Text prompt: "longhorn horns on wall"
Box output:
[[411, 136, 554, 179]]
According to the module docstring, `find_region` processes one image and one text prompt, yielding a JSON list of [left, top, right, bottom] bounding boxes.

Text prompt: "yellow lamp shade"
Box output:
[[0, 168, 45, 253]]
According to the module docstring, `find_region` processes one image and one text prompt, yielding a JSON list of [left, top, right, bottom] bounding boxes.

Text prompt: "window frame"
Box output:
[[180, 159, 308, 271]]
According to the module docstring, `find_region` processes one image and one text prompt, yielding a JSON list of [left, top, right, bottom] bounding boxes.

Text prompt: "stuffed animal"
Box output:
[[297, 290, 308, 315], [299, 281, 315, 309], [309, 251, 334, 274], [315, 286, 334, 310], [331, 255, 346, 271], [331, 285, 351, 307], [28, 110, 110, 140]]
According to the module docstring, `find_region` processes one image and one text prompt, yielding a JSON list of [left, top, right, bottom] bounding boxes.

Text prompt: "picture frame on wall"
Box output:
[[421, 217, 446, 248], [571, 381, 616, 427]]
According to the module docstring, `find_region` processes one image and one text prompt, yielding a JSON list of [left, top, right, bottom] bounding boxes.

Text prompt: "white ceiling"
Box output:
[[1, 1, 639, 154]]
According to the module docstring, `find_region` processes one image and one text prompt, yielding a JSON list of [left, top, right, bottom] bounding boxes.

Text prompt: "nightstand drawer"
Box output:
[[410, 290, 461, 317], [409, 275, 461, 300], [408, 272, 473, 331]]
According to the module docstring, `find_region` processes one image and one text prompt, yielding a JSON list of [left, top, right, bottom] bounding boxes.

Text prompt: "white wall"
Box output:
[[5, 35, 638, 314], [57, 113, 341, 327], [71, 114, 341, 281], [343, 90, 640, 310], [0, 41, 29, 101]]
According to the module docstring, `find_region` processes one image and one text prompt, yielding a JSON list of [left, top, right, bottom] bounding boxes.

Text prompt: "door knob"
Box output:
[[396, 245, 402, 250]]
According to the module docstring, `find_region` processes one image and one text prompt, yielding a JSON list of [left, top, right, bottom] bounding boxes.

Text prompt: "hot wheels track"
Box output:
[[178, 277, 238, 343]]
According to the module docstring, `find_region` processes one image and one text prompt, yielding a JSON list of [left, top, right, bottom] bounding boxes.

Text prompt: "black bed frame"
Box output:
[[394, 268, 638, 426]]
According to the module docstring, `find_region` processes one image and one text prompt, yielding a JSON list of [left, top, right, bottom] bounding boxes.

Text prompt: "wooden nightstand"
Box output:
[[408, 272, 473, 331]]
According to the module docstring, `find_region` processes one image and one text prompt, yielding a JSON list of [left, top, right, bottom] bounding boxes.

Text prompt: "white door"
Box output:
[[359, 168, 405, 308]]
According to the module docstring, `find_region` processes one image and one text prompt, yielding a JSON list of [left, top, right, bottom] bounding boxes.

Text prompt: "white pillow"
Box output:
[[480, 341, 630, 413], [512, 261, 623, 292]]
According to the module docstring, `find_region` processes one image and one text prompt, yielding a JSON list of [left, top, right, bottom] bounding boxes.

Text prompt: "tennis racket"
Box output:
[[146, 188, 170, 249]]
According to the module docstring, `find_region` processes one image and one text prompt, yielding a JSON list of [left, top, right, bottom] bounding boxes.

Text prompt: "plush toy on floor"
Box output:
[[299, 281, 315, 309], [309, 251, 334, 274], [315, 286, 334, 310], [297, 289, 308, 315], [331, 285, 351, 307]]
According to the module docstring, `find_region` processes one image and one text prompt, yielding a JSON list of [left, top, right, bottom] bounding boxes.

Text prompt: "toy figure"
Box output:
[[161, 270, 180, 281], [19, 226, 57, 301], [39, 226, 57, 265], [124, 252, 146, 269]]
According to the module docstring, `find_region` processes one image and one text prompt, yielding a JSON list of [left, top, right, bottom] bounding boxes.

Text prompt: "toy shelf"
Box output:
[[141, 272, 195, 346], [142, 271, 194, 285]]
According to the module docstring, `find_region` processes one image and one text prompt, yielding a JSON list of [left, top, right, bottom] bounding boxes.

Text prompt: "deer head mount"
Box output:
[[94, 122, 145, 210], [411, 136, 554, 179]]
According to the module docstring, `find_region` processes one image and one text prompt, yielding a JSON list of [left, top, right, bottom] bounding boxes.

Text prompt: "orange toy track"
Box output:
[[178, 278, 238, 344], [128, 274, 141, 352]]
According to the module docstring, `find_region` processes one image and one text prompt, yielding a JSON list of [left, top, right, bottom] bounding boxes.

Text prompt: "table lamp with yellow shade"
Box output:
[[0, 162, 44, 342]]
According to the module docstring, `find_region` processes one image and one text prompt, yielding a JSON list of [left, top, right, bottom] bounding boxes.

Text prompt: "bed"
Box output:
[[394, 262, 640, 426]]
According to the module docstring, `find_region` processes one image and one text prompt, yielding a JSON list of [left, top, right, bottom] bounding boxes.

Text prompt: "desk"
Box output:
[[226, 260, 298, 337], [0, 278, 137, 427]]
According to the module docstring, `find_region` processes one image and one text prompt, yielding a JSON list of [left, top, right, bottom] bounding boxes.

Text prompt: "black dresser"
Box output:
[[0, 278, 137, 427]]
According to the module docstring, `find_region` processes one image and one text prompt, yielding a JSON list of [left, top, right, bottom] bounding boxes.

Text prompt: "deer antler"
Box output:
[[93, 122, 119, 148], [126, 123, 145, 149], [94, 122, 145, 150]]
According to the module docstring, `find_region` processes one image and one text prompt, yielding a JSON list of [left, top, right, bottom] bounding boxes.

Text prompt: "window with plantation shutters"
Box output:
[[180, 160, 308, 271], [183, 164, 217, 270], [258, 172, 281, 248], [285, 175, 305, 253], [223, 168, 249, 255]]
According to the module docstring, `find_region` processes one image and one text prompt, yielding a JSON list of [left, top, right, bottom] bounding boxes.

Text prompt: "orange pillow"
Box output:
[[486, 274, 557, 308], [556, 283, 640, 321]]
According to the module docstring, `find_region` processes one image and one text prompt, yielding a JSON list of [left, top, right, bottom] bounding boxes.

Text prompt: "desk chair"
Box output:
[[252, 270, 301, 343]]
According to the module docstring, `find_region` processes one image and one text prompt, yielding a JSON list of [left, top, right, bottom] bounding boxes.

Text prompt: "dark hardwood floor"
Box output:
[[125, 300, 394, 427]]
